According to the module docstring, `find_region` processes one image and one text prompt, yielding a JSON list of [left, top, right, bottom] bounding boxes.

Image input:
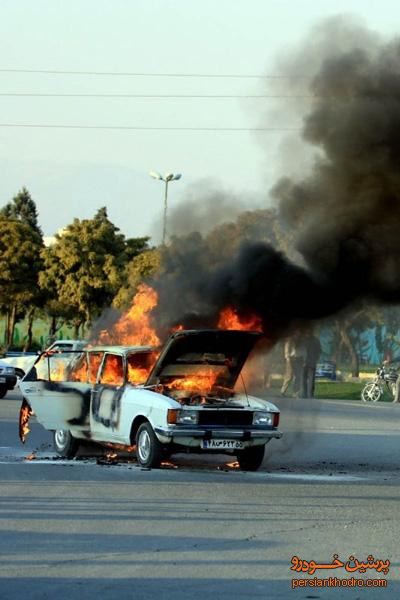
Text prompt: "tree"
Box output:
[[113, 248, 161, 309], [40, 208, 140, 336], [0, 218, 43, 347], [124, 236, 151, 261], [0, 187, 41, 235]]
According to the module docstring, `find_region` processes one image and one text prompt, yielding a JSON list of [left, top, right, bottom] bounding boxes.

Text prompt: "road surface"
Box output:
[[0, 390, 399, 599]]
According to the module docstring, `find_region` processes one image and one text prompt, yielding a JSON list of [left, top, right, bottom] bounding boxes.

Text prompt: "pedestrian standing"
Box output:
[[303, 330, 321, 398], [281, 332, 306, 397]]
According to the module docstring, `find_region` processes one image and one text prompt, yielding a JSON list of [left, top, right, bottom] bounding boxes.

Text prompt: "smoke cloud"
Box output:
[[96, 17, 400, 346], [150, 16, 400, 341]]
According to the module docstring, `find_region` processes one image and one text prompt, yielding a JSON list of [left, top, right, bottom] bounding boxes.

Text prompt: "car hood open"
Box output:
[[145, 329, 262, 390]]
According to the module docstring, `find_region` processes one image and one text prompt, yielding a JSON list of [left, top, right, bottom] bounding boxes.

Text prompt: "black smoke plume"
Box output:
[[151, 19, 400, 341]]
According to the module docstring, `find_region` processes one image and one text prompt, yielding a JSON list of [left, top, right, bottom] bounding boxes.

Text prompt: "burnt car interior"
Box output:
[[145, 330, 262, 406]]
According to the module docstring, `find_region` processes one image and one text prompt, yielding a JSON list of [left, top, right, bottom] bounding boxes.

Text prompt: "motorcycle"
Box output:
[[361, 364, 398, 402]]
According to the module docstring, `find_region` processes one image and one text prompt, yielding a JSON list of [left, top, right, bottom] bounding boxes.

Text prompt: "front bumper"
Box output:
[[155, 426, 283, 443]]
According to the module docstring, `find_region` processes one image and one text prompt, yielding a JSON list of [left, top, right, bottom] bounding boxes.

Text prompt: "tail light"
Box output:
[[272, 412, 280, 428]]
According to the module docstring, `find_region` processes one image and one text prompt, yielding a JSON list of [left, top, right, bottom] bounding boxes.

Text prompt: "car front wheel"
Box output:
[[53, 429, 80, 458], [236, 445, 265, 471], [0, 385, 7, 399], [136, 422, 163, 468]]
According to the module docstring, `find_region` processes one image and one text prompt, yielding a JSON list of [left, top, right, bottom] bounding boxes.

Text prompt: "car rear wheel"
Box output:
[[0, 385, 7, 399], [136, 422, 163, 468], [236, 445, 265, 471], [53, 429, 80, 458]]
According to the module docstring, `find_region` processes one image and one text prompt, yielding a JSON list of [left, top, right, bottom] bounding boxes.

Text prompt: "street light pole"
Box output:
[[163, 179, 169, 246], [149, 171, 182, 245]]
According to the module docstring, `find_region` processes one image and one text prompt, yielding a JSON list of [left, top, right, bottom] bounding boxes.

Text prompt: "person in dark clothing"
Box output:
[[303, 331, 321, 398]]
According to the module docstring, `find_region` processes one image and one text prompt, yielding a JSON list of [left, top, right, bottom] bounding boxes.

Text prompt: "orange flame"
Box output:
[[226, 461, 240, 469], [101, 355, 124, 386], [19, 398, 33, 443], [127, 365, 153, 385], [98, 283, 161, 346], [105, 442, 136, 453], [50, 360, 68, 381], [69, 359, 88, 382], [217, 307, 263, 332], [165, 368, 224, 394]]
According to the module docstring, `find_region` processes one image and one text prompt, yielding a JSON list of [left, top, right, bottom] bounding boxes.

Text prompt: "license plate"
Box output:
[[201, 439, 244, 450], [0, 377, 5, 383]]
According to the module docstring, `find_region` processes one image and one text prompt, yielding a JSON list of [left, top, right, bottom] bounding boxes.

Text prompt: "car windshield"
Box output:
[[127, 351, 158, 385]]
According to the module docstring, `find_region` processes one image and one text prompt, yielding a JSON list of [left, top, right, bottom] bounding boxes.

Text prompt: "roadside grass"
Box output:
[[315, 381, 363, 400], [265, 377, 394, 401], [315, 380, 395, 401]]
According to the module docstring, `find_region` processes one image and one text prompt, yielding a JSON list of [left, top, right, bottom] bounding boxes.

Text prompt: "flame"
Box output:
[[50, 360, 68, 381], [161, 461, 178, 469], [101, 355, 124, 385], [127, 365, 152, 385], [98, 283, 161, 346], [165, 368, 224, 394], [35, 355, 69, 382], [25, 452, 36, 461], [105, 442, 136, 453], [19, 398, 34, 443], [69, 360, 88, 382], [226, 460, 240, 469], [217, 307, 263, 332], [106, 452, 118, 460]]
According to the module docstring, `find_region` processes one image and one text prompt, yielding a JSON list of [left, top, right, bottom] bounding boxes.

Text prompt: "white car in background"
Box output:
[[20, 330, 282, 471], [2, 339, 86, 379], [0, 361, 17, 398]]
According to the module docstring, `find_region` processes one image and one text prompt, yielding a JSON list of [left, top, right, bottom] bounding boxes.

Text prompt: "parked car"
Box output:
[[315, 361, 337, 381], [0, 361, 17, 398], [2, 339, 86, 379], [20, 329, 282, 470]]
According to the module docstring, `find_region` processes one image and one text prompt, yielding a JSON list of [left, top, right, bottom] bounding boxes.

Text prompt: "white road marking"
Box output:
[[261, 472, 366, 481]]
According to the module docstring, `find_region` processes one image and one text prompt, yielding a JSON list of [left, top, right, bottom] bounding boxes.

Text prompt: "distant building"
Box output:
[[43, 228, 68, 247]]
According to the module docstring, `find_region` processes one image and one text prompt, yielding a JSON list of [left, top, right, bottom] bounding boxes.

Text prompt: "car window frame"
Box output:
[[98, 352, 125, 387]]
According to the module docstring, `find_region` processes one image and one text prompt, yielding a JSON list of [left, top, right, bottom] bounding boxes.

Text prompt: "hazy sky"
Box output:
[[0, 0, 398, 242]]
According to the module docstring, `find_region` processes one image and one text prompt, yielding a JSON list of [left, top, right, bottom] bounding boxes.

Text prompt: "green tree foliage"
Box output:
[[0, 217, 43, 347], [40, 208, 146, 335], [124, 236, 151, 261], [113, 248, 161, 309], [0, 187, 42, 235]]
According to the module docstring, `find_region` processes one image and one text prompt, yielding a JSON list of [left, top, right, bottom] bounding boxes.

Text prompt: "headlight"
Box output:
[[6, 367, 15, 374], [167, 409, 199, 425], [253, 411, 273, 426]]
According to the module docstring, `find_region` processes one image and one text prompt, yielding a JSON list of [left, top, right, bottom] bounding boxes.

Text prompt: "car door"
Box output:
[[90, 353, 126, 442], [20, 351, 92, 432]]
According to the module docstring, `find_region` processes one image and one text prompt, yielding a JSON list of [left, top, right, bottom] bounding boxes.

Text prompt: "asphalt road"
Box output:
[[0, 389, 399, 599]]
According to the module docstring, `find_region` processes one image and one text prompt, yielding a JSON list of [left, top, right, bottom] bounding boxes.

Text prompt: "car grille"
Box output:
[[198, 410, 253, 427]]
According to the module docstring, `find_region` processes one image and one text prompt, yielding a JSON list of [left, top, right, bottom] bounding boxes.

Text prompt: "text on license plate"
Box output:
[[0, 377, 5, 383], [201, 439, 244, 450]]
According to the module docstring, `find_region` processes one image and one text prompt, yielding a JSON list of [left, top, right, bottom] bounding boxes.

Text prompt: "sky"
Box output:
[[0, 0, 399, 243]]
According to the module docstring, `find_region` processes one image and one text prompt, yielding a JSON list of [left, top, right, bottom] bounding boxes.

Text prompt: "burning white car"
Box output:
[[19, 329, 282, 470]]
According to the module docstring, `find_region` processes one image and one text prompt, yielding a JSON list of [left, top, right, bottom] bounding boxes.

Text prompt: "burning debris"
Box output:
[[19, 398, 33, 443]]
